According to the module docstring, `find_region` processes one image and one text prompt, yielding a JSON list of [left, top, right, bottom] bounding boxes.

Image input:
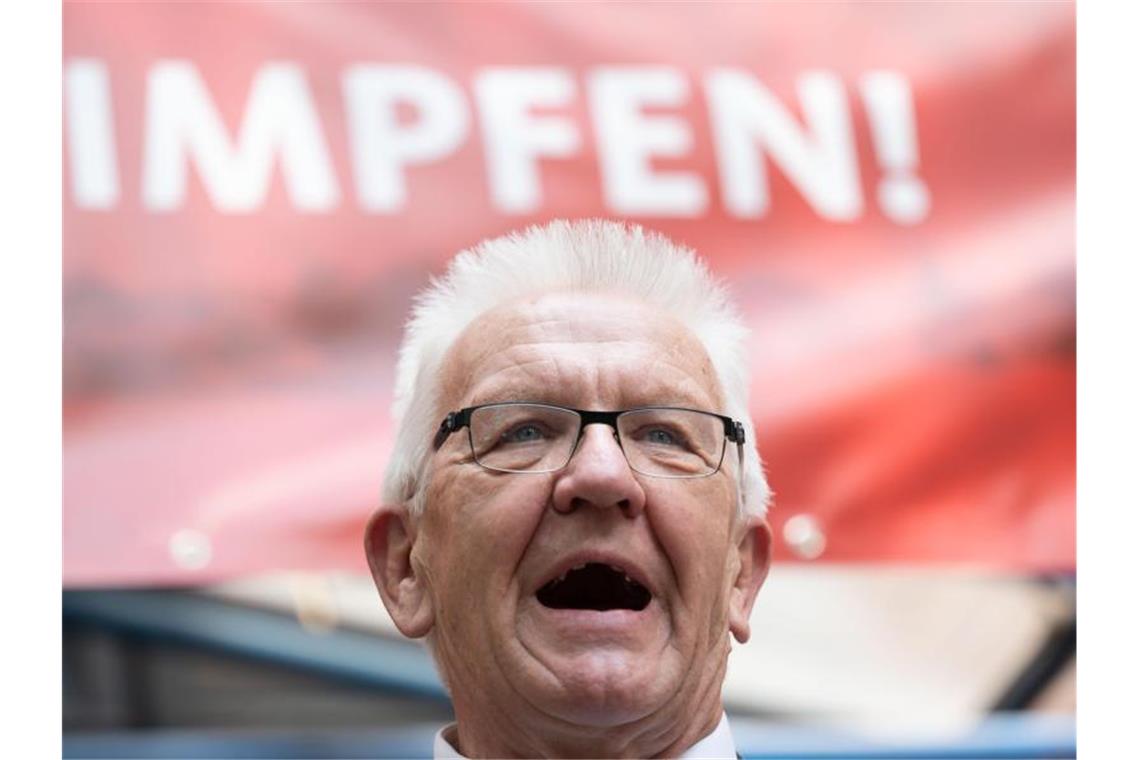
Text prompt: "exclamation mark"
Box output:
[[859, 71, 930, 225]]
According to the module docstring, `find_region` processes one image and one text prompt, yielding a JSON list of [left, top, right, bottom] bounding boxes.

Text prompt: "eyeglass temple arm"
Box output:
[[432, 409, 473, 450], [727, 419, 747, 507]]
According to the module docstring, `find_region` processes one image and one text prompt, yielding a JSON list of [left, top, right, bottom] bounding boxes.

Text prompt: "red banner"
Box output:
[[63, 3, 1075, 586]]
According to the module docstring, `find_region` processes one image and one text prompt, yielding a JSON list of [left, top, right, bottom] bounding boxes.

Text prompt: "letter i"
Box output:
[[66, 59, 120, 210]]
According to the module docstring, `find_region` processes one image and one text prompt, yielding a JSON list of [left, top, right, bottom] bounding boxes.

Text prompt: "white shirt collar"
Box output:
[[680, 712, 737, 759], [433, 711, 736, 759], [433, 724, 463, 760]]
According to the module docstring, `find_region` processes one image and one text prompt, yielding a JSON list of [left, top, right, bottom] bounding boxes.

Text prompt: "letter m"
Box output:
[[142, 60, 338, 212]]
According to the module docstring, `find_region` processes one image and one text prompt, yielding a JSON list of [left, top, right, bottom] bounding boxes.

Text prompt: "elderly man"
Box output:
[[365, 219, 772, 758]]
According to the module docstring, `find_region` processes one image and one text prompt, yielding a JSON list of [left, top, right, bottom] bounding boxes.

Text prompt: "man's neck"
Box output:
[[449, 694, 726, 758]]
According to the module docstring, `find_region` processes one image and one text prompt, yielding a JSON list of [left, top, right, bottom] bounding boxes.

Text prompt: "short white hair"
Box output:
[[382, 219, 770, 518]]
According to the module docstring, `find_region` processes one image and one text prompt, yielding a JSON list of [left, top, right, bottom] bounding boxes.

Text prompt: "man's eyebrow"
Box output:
[[464, 391, 716, 411], [466, 390, 560, 407], [461, 363, 719, 410]]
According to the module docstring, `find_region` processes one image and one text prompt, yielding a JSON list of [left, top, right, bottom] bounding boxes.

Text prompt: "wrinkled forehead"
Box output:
[[439, 291, 724, 413]]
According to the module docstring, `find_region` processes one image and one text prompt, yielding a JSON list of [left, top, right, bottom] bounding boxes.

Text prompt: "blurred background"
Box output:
[[63, 2, 1075, 758]]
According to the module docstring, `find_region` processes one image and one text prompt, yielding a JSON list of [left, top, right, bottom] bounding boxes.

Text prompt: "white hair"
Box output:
[[382, 219, 770, 518]]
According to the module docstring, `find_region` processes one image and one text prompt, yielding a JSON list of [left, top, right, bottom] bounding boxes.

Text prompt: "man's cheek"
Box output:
[[480, 477, 553, 540], [440, 476, 549, 585], [425, 469, 493, 536]]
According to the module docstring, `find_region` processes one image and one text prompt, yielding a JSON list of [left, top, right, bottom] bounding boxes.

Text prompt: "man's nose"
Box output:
[[551, 423, 646, 517]]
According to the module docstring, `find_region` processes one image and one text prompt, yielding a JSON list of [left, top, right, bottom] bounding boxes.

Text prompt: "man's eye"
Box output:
[[500, 424, 546, 444], [643, 428, 681, 447]]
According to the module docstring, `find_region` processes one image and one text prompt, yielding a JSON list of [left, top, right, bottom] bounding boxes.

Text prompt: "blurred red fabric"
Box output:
[[63, 3, 1074, 585]]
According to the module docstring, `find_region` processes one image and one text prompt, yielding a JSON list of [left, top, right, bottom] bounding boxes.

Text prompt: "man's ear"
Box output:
[[363, 506, 434, 638], [728, 517, 772, 644]]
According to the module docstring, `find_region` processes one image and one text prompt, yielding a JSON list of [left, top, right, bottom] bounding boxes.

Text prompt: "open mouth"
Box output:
[[536, 562, 652, 612]]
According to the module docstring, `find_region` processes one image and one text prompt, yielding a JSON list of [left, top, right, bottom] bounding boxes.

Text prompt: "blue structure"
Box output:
[[63, 590, 1075, 759]]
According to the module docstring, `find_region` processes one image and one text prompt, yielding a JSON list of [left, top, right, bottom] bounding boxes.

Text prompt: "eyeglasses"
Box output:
[[432, 402, 746, 478]]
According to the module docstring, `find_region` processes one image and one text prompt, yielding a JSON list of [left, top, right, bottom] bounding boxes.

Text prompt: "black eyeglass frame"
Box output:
[[432, 401, 747, 477]]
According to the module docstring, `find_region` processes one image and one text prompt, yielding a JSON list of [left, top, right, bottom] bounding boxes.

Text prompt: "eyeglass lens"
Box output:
[[467, 404, 725, 477]]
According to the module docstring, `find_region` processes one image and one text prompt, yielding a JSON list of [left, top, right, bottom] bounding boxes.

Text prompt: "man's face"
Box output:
[[409, 292, 763, 729]]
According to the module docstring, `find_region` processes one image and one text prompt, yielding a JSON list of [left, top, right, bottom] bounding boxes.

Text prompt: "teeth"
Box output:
[[606, 564, 637, 585], [554, 563, 585, 584], [546, 562, 643, 591]]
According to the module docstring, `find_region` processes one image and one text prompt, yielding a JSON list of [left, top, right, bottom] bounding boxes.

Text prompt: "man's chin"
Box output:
[[513, 597, 676, 725]]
